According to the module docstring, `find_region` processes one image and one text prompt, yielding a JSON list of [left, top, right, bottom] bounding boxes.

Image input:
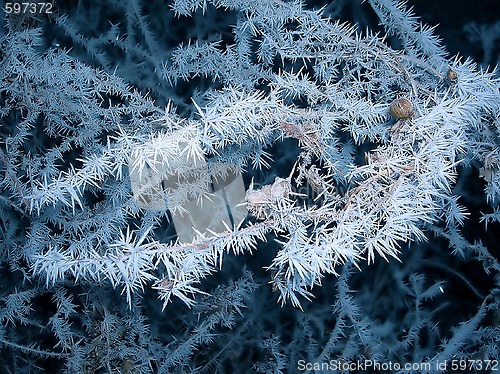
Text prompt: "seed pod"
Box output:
[[446, 68, 458, 82], [390, 97, 414, 119]]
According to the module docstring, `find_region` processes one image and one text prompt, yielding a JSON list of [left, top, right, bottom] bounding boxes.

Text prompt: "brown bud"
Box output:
[[390, 97, 414, 119], [446, 68, 458, 82]]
